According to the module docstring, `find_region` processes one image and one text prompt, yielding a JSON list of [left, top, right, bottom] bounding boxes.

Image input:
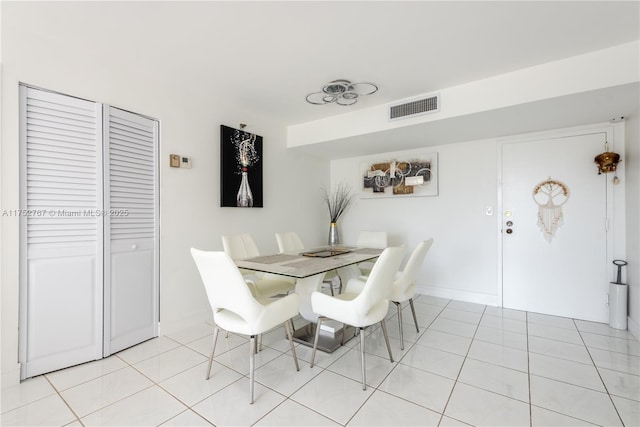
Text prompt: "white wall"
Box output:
[[331, 139, 500, 305], [0, 4, 329, 385], [330, 123, 631, 317], [625, 113, 640, 337]]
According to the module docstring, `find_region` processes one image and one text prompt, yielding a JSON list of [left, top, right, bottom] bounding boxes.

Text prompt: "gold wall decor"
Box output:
[[594, 151, 621, 175]]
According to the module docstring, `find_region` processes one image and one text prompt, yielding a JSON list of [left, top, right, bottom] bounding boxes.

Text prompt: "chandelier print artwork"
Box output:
[[532, 178, 569, 242], [220, 125, 263, 208]]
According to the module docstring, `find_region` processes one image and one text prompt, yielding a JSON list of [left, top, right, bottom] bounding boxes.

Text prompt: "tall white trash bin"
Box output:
[[609, 260, 628, 330], [609, 283, 628, 330]]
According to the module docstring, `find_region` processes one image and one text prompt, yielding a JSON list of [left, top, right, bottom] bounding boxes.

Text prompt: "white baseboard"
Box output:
[[627, 315, 639, 340], [1, 363, 21, 388], [416, 285, 499, 307]]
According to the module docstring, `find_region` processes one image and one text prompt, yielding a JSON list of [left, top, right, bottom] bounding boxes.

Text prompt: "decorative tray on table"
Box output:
[[300, 247, 352, 258]]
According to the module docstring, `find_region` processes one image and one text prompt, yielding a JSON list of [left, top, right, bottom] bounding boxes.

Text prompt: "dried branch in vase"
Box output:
[[322, 182, 354, 223]]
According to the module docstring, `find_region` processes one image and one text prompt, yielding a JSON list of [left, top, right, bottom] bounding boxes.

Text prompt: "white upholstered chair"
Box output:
[[356, 231, 388, 276], [275, 231, 304, 253], [190, 249, 300, 404], [222, 233, 296, 298], [390, 239, 434, 349], [310, 246, 405, 390]]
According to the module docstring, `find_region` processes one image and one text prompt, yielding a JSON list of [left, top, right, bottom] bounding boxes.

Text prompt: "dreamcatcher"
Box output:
[[532, 178, 569, 242]]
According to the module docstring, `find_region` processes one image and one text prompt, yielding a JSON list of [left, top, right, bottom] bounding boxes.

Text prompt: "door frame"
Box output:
[[496, 122, 626, 311]]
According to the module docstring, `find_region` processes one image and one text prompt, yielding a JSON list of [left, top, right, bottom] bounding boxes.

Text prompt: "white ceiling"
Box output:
[[28, 1, 640, 153]]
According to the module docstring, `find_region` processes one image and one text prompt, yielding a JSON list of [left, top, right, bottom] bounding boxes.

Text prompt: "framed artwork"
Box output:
[[220, 125, 263, 207], [361, 152, 438, 198]]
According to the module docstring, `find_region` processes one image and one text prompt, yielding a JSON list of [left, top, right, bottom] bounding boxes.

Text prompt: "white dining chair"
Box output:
[[390, 239, 434, 349], [309, 245, 405, 390], [222, 233, 296, 298], [275, 231, 305, 253], [191, 249, 300, 404], [356, 231, 388, 276], [275, 231, 342, 295]]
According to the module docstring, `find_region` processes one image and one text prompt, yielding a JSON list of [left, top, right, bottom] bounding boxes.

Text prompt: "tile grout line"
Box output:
[[43, 374, 85, 427], [435, 299, 482, 426], [574, 318, 627, 426]]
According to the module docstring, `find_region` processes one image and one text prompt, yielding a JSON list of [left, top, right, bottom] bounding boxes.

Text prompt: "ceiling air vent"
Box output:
[[389, 93, 440, 120]]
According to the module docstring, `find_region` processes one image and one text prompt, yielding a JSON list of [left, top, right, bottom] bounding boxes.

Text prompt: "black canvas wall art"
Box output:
[[220, 125, 263, 207]]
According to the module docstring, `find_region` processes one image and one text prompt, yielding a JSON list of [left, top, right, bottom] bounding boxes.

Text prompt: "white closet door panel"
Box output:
[[103, 106, 158, 356], [20, 85, 103, 379], [25, 255, 101, 377], [108, 245, 155, 352]]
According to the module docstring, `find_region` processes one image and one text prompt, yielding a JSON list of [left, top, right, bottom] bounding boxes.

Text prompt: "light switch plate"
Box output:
[[180, 157, 192, 169]]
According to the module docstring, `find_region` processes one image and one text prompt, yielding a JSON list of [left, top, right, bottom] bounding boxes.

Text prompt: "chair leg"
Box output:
[[329, 283, 334, 296], [394, 301, 405, 350], [380, 319, 394, 363], [206, 326, 220, 380], [310, 316, 324, 368], [359, 327, 366, 390], [249, 335, 256, 404], [284, 320, 300, 371], [409, 298, 420, 333]]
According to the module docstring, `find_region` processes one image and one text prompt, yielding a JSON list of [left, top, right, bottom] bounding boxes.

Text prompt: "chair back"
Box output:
[[393, 239, 434, 300], [222, 233, 261, 259], [400, 239, 434, 285], [275, 232, 305, 253], [191, 248, 262, 322], [356, 231, 388, 249], [353, 246, 405, 318]]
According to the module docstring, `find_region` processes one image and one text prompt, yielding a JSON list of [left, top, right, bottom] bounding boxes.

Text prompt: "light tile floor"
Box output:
[[2, 295, 639, 426]]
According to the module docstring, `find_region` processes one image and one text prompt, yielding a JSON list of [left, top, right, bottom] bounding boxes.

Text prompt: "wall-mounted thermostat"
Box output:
[[170, 154, 192, 169]]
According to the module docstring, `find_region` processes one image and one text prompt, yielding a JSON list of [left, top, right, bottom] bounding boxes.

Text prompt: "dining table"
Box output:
[[235, 246, 383, 352]]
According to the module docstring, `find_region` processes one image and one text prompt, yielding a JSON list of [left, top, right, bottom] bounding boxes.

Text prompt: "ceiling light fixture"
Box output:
[[306, 79, 378, 106]]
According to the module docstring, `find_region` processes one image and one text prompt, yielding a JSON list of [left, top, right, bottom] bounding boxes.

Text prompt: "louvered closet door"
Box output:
[[103, 106, 158, 356], [19, 86, 104, 379]]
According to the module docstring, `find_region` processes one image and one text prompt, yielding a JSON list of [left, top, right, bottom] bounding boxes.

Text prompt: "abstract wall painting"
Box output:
[[220, 125, 263, 208], [361, 153, 438, 198]]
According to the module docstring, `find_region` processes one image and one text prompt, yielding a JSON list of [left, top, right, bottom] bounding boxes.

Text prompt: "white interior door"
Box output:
[[103, 106, 159, 356], [502, 130, 611, 322], [19, 86, 104, 379]]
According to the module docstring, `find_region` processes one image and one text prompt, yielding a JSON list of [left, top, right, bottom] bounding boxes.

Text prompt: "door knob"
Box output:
[[131, 244, 137, 249], [506, 228, 513, 234]]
